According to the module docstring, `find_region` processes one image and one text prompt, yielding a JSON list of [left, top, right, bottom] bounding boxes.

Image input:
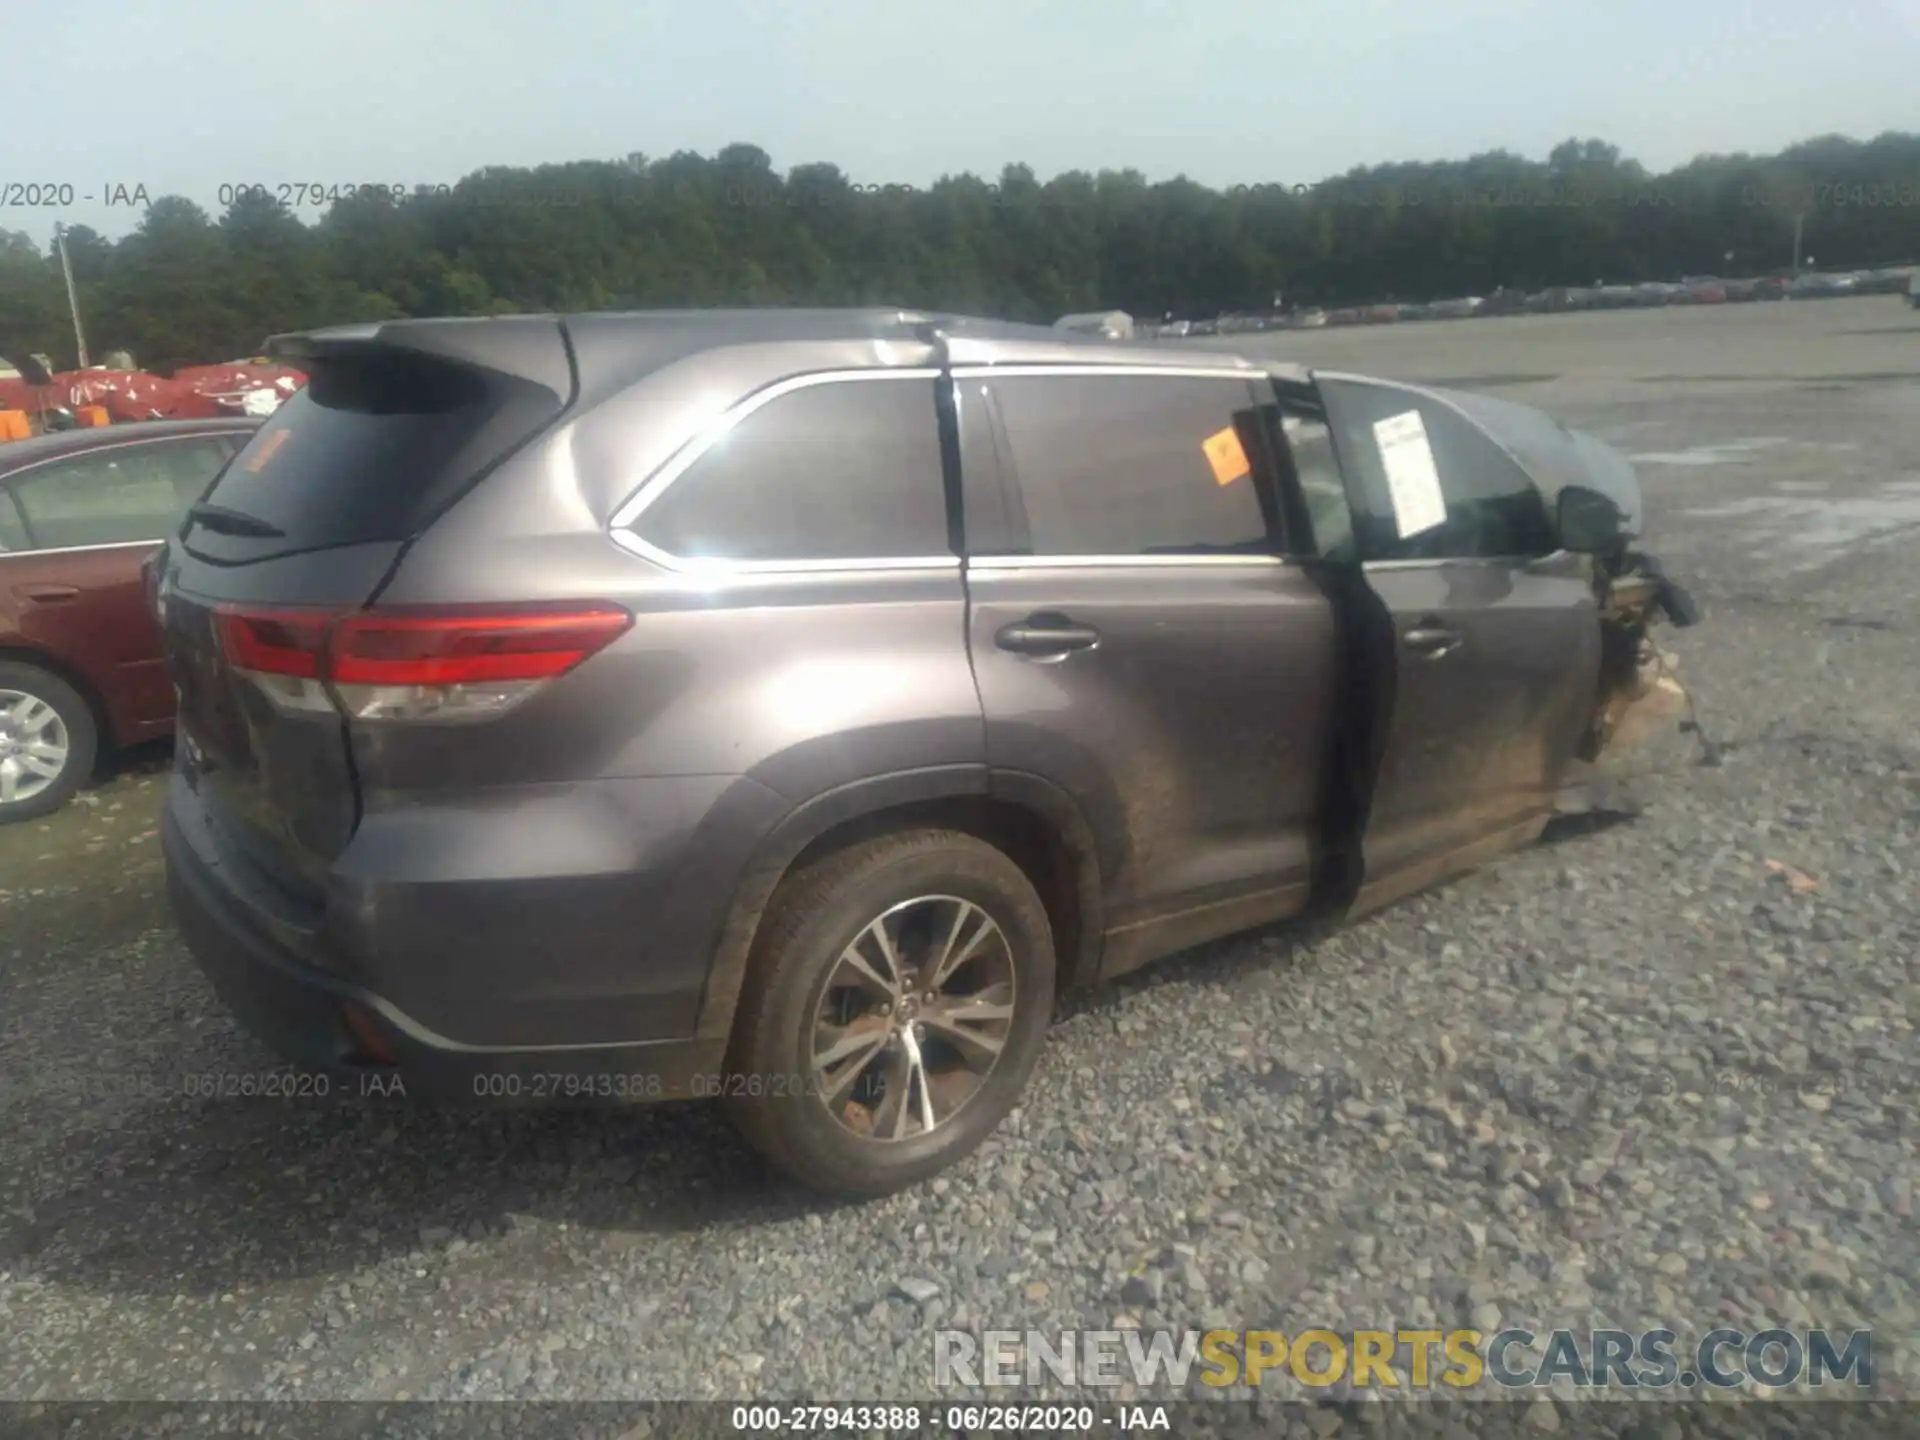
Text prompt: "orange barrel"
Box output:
[[75, 405, 111, 427], [0, 410, 31, 441]]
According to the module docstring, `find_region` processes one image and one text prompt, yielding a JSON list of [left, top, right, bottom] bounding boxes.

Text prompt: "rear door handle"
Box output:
[[14, 583, 81, 603], [995, 617, 1101, 656], [1403, 621, 1463, 658]]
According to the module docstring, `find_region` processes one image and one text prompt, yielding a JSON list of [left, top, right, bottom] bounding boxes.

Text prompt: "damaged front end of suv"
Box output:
[[1445, 389, 1704, 765]]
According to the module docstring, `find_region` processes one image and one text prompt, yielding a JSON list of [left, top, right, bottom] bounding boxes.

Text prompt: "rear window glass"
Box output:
[[192, 353, 560, 556]]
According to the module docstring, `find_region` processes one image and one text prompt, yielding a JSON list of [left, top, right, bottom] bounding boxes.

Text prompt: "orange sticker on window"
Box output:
[[243, 427, 292, 474], [1202, 425, 1250, 486]]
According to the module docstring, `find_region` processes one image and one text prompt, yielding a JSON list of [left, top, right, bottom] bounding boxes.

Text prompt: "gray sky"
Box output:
[[12, 0, 1918, 245]]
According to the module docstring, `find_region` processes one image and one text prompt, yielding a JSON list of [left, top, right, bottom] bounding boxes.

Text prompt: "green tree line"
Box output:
[[3, 132, 1917, 371]]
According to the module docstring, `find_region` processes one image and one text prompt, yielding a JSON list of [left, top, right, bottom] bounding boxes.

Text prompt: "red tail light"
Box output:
[[329, 607, 633, 686], [213, 602, 631, 720], [215, 608, 333, 678]]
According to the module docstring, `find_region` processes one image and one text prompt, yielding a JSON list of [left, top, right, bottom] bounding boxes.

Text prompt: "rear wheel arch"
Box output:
[[692, 770, 1103, 1047]]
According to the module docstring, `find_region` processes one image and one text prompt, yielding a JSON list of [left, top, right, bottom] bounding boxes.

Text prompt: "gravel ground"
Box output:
[[1, 297, 1916, 1424]]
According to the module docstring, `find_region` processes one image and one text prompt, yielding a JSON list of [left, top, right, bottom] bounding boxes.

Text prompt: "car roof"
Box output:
[[269, 308, 1299, 401], [0, 419, 259, 475]]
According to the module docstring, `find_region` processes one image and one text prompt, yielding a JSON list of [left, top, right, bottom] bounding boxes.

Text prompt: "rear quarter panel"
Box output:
[[345, 368, 982, 1045]]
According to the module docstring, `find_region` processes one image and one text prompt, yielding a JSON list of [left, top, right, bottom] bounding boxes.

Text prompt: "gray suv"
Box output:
[[158, 309, 1692, 1195]]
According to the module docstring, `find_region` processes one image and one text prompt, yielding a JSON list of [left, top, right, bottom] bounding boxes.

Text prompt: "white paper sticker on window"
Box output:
[[1372, 409, 1447, 538]]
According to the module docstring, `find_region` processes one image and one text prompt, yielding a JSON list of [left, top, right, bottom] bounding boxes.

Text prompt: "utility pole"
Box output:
[[1791, 213, 1804, 275], [54, 222, 89, 369]]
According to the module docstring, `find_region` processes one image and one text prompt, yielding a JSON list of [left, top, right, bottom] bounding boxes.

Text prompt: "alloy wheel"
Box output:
[[0, 689, 71, 806], [809, 894, 1018, 1142]]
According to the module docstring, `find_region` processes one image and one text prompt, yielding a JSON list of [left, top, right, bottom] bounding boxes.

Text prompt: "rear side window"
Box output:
[[1281, 412, 1355, 562], [7, 437, 232, 550], [191, 353, 562, 559], [0, 490, 28, 551], [1316, 380, 1555, 561], [631, 376, 950, 563], [954, 377, 1023, 556], [987, 375, 1273, 555]]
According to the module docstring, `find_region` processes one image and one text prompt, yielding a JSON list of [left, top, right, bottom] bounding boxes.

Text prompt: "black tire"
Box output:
[[725, 829, 1055, 1198], [0, 660, 98, 824]]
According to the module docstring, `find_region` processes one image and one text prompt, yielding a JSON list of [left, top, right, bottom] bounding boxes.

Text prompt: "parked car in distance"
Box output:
[[1856, 269, 1910, 296], [1721, 278, 1758, 303], [1670, 278, 1725, 305], [157, 309, 1697, 1196], [1750, 275, 1789, 301], [1910, 273, 1920, 308], [1789, 271, 1856, 299], [1053, 311, 1133, 340], [0, 419, 257, 821], [1293, 308, 1329, 328]]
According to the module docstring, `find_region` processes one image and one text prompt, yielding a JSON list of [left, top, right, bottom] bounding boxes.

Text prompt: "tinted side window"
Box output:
[[953, 377, 1024, 556], [9, 437, 232, 550], [0, 491, 28, 552], [634, 377, 950, 562], [1280, 411, 1355, 562], [1317, 380, 1555, 561], [989, 375, 1271, 555]]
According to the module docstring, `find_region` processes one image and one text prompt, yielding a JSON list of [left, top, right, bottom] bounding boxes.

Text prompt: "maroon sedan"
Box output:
[[0, 419, 257, 820]]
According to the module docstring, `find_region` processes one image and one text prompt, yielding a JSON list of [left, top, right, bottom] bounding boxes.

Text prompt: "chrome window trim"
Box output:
[[605, 365, 1287, 579], [949, 364, 1260, 381], [969, 553, 1288, 570], [1361, 548, 1573, 572], [0, 537, 165, 560], [595, 545, 1284, 585], [605, 524, 959, 577], [607, 368, 946, 575], [0, 428, 252, 484]]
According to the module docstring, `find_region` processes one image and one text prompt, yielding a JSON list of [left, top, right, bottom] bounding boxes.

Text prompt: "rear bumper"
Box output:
[[162, 780, 729, 1104]]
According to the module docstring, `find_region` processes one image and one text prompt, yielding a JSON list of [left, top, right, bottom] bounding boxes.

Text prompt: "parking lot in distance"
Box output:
[[2, 295, 1917, 1403]]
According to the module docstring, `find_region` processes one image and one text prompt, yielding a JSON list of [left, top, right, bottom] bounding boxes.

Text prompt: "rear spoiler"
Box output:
[[264, 317, 578, 406]]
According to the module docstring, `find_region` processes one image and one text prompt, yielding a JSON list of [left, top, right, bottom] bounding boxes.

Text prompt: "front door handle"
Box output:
[[1403, 621, 1463, 658], [995, 616, 1101, 656], [14, 583, 81, 604]]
